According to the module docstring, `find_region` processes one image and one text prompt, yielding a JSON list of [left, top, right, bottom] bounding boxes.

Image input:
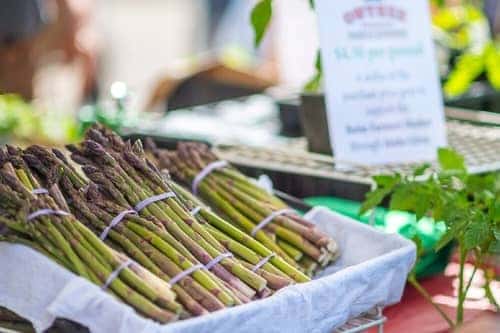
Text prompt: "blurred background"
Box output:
[[0, 0, 499, 146]]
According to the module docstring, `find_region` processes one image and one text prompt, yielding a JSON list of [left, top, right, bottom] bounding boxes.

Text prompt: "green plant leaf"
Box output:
[[360, 174, 401, 214], [309, 0, 315, 9], [373, 174, 400, 187], [443, 52, 484, 98], [360, 188, 389, 215], [304, 51, 322, 92], [485, 43, 500, 90], [413, 163, 431, 177], [488, 240, 500, 254], [435, 216, 468, 251], [493, 226, 500, 240], [389, 184, 418, 210], [438, 148, 466, 171], [464, 218, 489, 250], [251, 0, 273, 47]]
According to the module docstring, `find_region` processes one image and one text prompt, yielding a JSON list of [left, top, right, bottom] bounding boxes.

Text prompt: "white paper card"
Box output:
[[315, 0, 447, 165]]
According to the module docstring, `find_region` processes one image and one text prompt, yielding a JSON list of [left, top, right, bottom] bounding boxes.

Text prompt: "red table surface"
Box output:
[[368, 263, 499, 333]]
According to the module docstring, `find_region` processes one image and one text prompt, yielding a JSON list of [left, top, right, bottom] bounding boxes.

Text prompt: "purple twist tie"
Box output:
[[251, 209, 295, 236], [191, 160, 228, 195], [102, 259, 134, 290], [252, 253, 276, 272], [204, 252, 234, 271], [31, 188, 49, 195], [169, 264, 205, 286], [27, 209, 70, 222], [100, 210, 137, 240], [134, 192, 176, 212]]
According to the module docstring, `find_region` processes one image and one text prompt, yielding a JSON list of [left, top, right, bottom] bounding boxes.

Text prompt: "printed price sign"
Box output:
[[315, 0, 447, 165]]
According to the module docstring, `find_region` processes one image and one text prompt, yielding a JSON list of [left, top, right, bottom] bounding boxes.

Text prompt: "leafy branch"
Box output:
[[361, 148, 500, 327], [250, 0, 322, 92]]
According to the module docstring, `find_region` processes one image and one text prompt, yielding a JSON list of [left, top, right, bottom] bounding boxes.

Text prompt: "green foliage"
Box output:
[[304, 52, 323, 92], [437, 147, 466, 171], [251, 0, 273, 47], [361, 148, 500, 324], [0, 94, 80, 144], [250, 0, 322, 92], [485, 44, 500, 90], [444, 43, 500, 98], [444, 52, 484, 97], [433, 4, 485, 50]]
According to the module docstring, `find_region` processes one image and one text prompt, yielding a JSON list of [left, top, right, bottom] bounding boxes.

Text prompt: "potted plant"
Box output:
[[361, 148, 500, 328]]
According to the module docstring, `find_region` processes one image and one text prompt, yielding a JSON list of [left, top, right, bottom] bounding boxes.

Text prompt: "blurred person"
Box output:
[[0, 0, 98, 102]]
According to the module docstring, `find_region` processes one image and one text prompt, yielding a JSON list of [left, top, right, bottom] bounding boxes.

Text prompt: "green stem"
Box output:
[[456, 246, 467, 325], [408, 275, 455, 328]]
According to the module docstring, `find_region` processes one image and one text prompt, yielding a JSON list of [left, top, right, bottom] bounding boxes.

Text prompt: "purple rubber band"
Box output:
[[251, 209, 295, 236], [27, 209, 70, 221], [169, 264, 205, 286], [191, 160, 228, 195], [252, 253, 276, 272], [102, 259, 134, 290], [190, 206, 202, 216], [31, 188, 49, 195], [100, 210, 137, 240], [134, 192, 176, 212], [204, 252, 234, 271]]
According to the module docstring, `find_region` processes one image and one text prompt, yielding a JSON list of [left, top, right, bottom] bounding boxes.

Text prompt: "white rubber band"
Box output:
[[204, 252, 234, 271], [27, 209, 70, 222], [102, 259, 134, 290], [31, 188, 49, 195], [252, 253, 276, 272], [169, 264, 205, 286], [190, 206, 202, 216], [191, 160, 228, 195], [251, 209, 295, 236], [100, 210, 137, 240], [134, 192, 176, 212]]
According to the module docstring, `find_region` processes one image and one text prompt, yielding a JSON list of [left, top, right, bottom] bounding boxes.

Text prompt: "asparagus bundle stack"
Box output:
[[0, 147, 182, 324], [23, 146, 219, 316], [57, 126, 308, 310], [147, 142, 339, 275]]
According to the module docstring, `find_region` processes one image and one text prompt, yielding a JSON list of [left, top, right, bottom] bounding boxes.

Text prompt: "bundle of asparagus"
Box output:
[[147, 142, 339, 275], [0, 147, 182, 323], [24, 145, 243, 315], [49, 126, 311, 310]]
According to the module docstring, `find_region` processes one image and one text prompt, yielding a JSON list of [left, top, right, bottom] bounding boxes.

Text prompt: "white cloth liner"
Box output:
[[0, 207, 416, 333]]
